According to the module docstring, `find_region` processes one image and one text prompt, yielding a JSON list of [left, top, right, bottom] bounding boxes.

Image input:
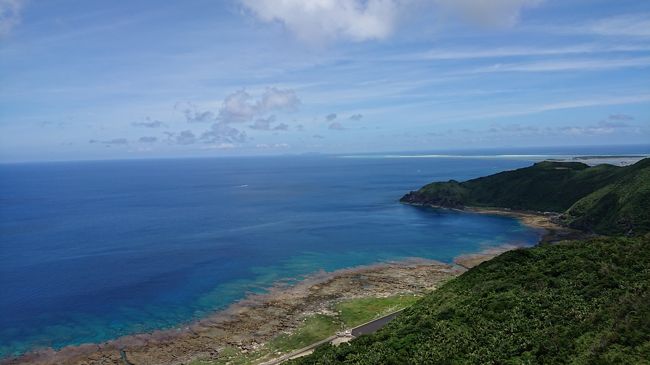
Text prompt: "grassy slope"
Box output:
[[401, 158, 650, 235], [293, 237, 650, 365], [190, 296, 420, 365], [335, 295, 421, 328]]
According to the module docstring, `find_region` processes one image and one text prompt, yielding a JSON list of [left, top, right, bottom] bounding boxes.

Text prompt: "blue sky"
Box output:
[[0, 0, 649, 162]]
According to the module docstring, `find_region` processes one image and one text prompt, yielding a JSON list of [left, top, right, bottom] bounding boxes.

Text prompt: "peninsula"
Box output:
[[293, 158, 650, 364], [401, 158, 650, 235]]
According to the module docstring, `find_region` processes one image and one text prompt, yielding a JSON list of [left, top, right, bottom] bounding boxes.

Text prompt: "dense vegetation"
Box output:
[[292, 236, 650, 364], [289, 159, 650, 364], [564, 160, 650, 235], [400, 158, 650, 235]]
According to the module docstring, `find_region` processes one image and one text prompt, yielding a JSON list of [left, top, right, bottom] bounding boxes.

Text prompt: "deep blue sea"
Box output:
[[2, 149, 643, 357]]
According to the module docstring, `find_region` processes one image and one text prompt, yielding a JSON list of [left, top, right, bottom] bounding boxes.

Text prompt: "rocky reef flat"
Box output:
[[4, 211, 556, 365], [5, 259, 468, 365]]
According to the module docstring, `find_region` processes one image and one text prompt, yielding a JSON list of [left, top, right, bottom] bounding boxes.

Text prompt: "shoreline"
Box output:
[[3, 259, 464, 365], [3, 209, 558, 365], [404, 202, 588, 243], [462, 206, 592, 243]]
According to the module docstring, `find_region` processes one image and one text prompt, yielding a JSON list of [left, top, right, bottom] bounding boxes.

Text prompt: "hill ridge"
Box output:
[[400, 158, 650, 235]]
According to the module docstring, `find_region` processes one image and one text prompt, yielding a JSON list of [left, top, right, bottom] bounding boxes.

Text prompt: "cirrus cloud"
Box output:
[[0, 0, 26, 37]]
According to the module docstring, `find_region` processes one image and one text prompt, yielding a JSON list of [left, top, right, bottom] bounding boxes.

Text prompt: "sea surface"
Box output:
[[0, 152, 609, 356]]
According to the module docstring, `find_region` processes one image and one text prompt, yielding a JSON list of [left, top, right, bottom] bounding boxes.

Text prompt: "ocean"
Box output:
[[0, 153, 595, 356]]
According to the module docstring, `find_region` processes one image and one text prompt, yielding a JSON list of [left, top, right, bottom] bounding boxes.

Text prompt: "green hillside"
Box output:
[[290, 159, 650, 364], [291, 236, 650, 365], [564, 159, 650, 235], [400, 158, 650, 235]]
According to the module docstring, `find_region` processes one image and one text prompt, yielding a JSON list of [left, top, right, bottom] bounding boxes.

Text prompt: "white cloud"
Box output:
[[255, 143, 290, 149], [218, 90, 258, 123], [249, 115, 276, 130], [0, 0, 25, 37], [172, 87, 299, 148], [534, 95, 650, 114], [240, 0, 541, 43], [258, 87, 301, 112], [176, 130, 197, 145], [218, 87, 301, 124], [201, 143, 236, 150], [132, 117, 167, 128], [180, 103, 216, 123], [240, 0, 398, 43], [201, 122, 248, 144], [89, 138, 129, 146], [249, 115, 290, 131]]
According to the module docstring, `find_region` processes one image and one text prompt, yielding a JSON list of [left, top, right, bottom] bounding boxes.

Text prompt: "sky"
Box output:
[[0, 0, 649, 162]]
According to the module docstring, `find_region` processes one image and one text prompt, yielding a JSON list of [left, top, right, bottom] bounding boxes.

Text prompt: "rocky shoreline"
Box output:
[[4, 259, 467, 365], [461, 206, 587, 243], [399, 199, 586, 244], [3, 210, 558, 365]]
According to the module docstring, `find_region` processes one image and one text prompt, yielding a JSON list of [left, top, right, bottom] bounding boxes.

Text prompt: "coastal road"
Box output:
[[262, 309, 405, 365], [350, 310, 402, 337]]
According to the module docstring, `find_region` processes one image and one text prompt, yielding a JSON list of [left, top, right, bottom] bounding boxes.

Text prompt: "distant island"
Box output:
[[292, 158, 650, 364], [547, 155, 648, 166], [401, 158, 650, 236]]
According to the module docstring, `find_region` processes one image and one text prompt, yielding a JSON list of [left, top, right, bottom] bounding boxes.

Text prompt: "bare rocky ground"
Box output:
[[4, 211, 558, 365]]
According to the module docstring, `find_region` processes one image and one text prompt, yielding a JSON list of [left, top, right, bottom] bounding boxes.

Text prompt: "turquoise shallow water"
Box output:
[[0, 155, 544, 357]]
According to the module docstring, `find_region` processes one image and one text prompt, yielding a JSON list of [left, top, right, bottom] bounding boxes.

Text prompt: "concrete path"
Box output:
[[351, 310, 402, 337], [261, 309, 404, 365]]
